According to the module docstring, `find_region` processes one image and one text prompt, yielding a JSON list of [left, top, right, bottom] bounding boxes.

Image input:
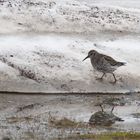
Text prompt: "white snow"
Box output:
[[0, 0, 140, 33], [0, 33, 139, 93], [0, 0, 140, 93]]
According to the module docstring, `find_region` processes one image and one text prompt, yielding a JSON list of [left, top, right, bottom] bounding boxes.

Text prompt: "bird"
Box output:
[[83, 50, 126, 83]]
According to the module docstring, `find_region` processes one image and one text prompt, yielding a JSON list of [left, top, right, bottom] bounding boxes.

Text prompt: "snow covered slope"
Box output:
[[0, 33, 140, 93], [0, 0, 140, 33], [0, 0, 140, 93]]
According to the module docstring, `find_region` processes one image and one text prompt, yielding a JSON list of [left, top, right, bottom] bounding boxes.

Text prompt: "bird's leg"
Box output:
[[101, 73, 105, 79], [111, 106, 115, 113], [113, 73, 117, 83], [96, 73, 105, 81], [99, 104, 104, 112], [110, 73, 117, 84]]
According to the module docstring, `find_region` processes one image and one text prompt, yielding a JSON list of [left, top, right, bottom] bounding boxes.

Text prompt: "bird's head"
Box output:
[[83, 50, 98, 61]]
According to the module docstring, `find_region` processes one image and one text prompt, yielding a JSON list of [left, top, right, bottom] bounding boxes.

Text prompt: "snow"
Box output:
[[0, 33, 139, 93], [77, 0, 140, 9], [0, 0, 140, 33], [0, 0, 140, 93]]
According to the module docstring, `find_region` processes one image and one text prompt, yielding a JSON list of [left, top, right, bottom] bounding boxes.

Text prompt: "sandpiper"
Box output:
[[83, 50, 126, 83]]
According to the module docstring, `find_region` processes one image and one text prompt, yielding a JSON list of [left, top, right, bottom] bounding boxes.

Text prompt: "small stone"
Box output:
[[18, 23, 23, 25], [10, 55, 13, 57], [2, 137, 11, 140]]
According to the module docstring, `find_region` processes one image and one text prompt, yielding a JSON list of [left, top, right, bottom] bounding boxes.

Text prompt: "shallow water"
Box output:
[[0, 93, 140, 139]]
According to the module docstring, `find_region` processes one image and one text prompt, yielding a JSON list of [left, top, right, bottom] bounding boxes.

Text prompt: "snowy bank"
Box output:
[[0, 0, 140, 93], [0, 33, 140, 93], [0, 0, 140, 33]]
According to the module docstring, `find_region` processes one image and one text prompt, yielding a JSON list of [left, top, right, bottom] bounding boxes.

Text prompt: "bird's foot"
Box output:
[[110, 80, 117, 84], [95, 77, 103, 81]]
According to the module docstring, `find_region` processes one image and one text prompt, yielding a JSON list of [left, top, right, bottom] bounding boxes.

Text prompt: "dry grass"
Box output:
[[53, 132, 140, 140], [48, 116, 80, 128], [48, 113, 88, 129], [6, 116, 33, 124]]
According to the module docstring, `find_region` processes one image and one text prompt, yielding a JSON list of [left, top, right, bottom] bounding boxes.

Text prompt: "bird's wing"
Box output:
[[102, 54, 118, 66]]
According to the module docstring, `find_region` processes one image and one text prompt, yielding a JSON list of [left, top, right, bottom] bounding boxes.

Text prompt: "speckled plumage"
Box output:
[[83, 50, 126, 83]]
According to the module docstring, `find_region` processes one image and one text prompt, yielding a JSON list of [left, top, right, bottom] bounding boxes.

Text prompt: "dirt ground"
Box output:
[[0, 93, 140, 139]]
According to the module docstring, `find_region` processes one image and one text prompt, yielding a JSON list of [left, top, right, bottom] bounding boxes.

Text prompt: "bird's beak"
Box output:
[[83, 55, 89, 61]]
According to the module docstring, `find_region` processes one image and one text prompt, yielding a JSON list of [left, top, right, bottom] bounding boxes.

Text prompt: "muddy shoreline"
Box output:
[[0, 93, 140, 139]]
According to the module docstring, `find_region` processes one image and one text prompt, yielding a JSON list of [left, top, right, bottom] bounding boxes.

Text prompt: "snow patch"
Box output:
[[0, 0, 140, 33]]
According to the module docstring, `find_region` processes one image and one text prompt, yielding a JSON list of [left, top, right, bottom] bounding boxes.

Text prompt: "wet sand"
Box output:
[[0, 93, 140, 139]]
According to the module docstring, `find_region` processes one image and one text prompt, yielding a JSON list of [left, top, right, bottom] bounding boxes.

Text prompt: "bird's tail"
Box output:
[[117, 62, 126, 66]]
